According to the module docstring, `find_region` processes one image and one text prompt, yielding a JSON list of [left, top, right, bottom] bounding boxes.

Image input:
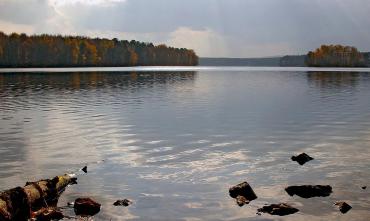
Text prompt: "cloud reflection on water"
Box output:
[[1, 70, 370, 220]]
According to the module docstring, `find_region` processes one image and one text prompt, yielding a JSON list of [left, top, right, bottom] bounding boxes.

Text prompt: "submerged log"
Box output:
[[0, 174, 76, 221]]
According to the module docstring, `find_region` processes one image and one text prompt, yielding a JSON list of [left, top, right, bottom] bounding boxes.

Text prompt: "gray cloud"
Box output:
[[0, 0, 53, 25], [0, 0, 370, 57]]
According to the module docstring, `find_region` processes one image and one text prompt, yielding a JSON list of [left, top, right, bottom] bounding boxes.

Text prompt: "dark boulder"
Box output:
[[334, 201, 352, 214], [285, 185, 332, 198], [257, 203, 299, 216], [81, 166, 87, 173], [291, 153, 313, 165], [362, 186, 367, 190], [113, 199, 132, 207], [74, 198, 101, 216], [229, 182, 257, 206]]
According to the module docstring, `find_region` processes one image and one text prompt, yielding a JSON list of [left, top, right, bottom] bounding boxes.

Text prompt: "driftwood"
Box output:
[[0, 174, 77, 221]]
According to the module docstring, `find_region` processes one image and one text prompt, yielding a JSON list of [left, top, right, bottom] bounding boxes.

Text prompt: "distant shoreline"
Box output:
[[1, 66, 370, 73], [200, 53, 370, 67]]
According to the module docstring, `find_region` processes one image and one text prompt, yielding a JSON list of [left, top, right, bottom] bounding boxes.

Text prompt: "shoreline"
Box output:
[[1, 66, 370, 73]]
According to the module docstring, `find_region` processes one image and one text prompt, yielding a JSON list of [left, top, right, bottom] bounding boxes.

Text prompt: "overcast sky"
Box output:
[[0, 0, 369, 57]]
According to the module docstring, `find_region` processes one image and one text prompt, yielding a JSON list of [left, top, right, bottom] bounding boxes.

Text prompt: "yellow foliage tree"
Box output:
[[306, 44, 365, 67]]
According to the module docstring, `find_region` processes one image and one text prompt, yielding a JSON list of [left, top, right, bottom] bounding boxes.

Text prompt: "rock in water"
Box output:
[[235, 196, 248, 207], [229, 182, 257, 206], [81, 166, 87, 173], [32, 207, 64, 221], [257, 203, 299, 216], [362, 186, 367, 190], [74, 198, 101, 216], [335, 201, 352, 214], [285, 185, 332, 198], [291, 153, 313, 165], [70, 177, 78, 185], [113, 199, 132, 207]]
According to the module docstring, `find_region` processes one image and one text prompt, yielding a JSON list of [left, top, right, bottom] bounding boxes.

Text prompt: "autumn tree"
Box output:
[[306, 44, 366, 67], [0, 32, 198, 67], [129, 49, 138, 66]]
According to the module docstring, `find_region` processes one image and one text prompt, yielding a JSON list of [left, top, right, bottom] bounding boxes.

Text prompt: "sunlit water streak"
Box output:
[[1, 66, 370, 73], [0, 69, 370, 220]]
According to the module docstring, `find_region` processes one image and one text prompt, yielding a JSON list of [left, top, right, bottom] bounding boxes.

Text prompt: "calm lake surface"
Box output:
[[1, 68, 370, 220]]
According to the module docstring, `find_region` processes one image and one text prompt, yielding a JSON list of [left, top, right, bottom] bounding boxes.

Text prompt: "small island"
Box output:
[[306, 45, 367, 67], [201, 45, 370, 67], [0, 32, 198, 68]]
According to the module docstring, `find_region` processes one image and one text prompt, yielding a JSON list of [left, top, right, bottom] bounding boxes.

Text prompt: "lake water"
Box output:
[[0, 67, 370, 220]]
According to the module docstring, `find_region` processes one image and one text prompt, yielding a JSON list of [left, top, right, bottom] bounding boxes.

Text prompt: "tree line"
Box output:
[[0, 32, 198, 67], [306, 44, 366, 67]]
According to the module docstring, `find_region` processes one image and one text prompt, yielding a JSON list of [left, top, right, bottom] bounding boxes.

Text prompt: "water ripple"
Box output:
[[1, 71, 370, 220]]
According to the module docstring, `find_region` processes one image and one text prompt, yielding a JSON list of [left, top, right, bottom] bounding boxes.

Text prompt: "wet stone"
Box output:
[[235, 196, 248, 207], [70, 177, 78, 185], [74, 198, 101, 216], [229, 181, 257, 206], [362, 186, 367, 190], [81, 166, 87, 173], [257, 203, 299, 216], [32, 207, 64, 221], [335, 201, 352, 214], [285, 185, 332, 198], [291, 153, 314, 165], [113, 199, 132, 207]]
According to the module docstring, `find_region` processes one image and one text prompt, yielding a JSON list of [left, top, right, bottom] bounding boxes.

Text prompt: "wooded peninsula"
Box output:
[[0, 32, 198, 67]]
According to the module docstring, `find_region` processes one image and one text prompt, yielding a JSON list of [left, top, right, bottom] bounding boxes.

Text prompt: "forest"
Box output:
[[0, 32, 198, 67], [306, 45, 366, 67]]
